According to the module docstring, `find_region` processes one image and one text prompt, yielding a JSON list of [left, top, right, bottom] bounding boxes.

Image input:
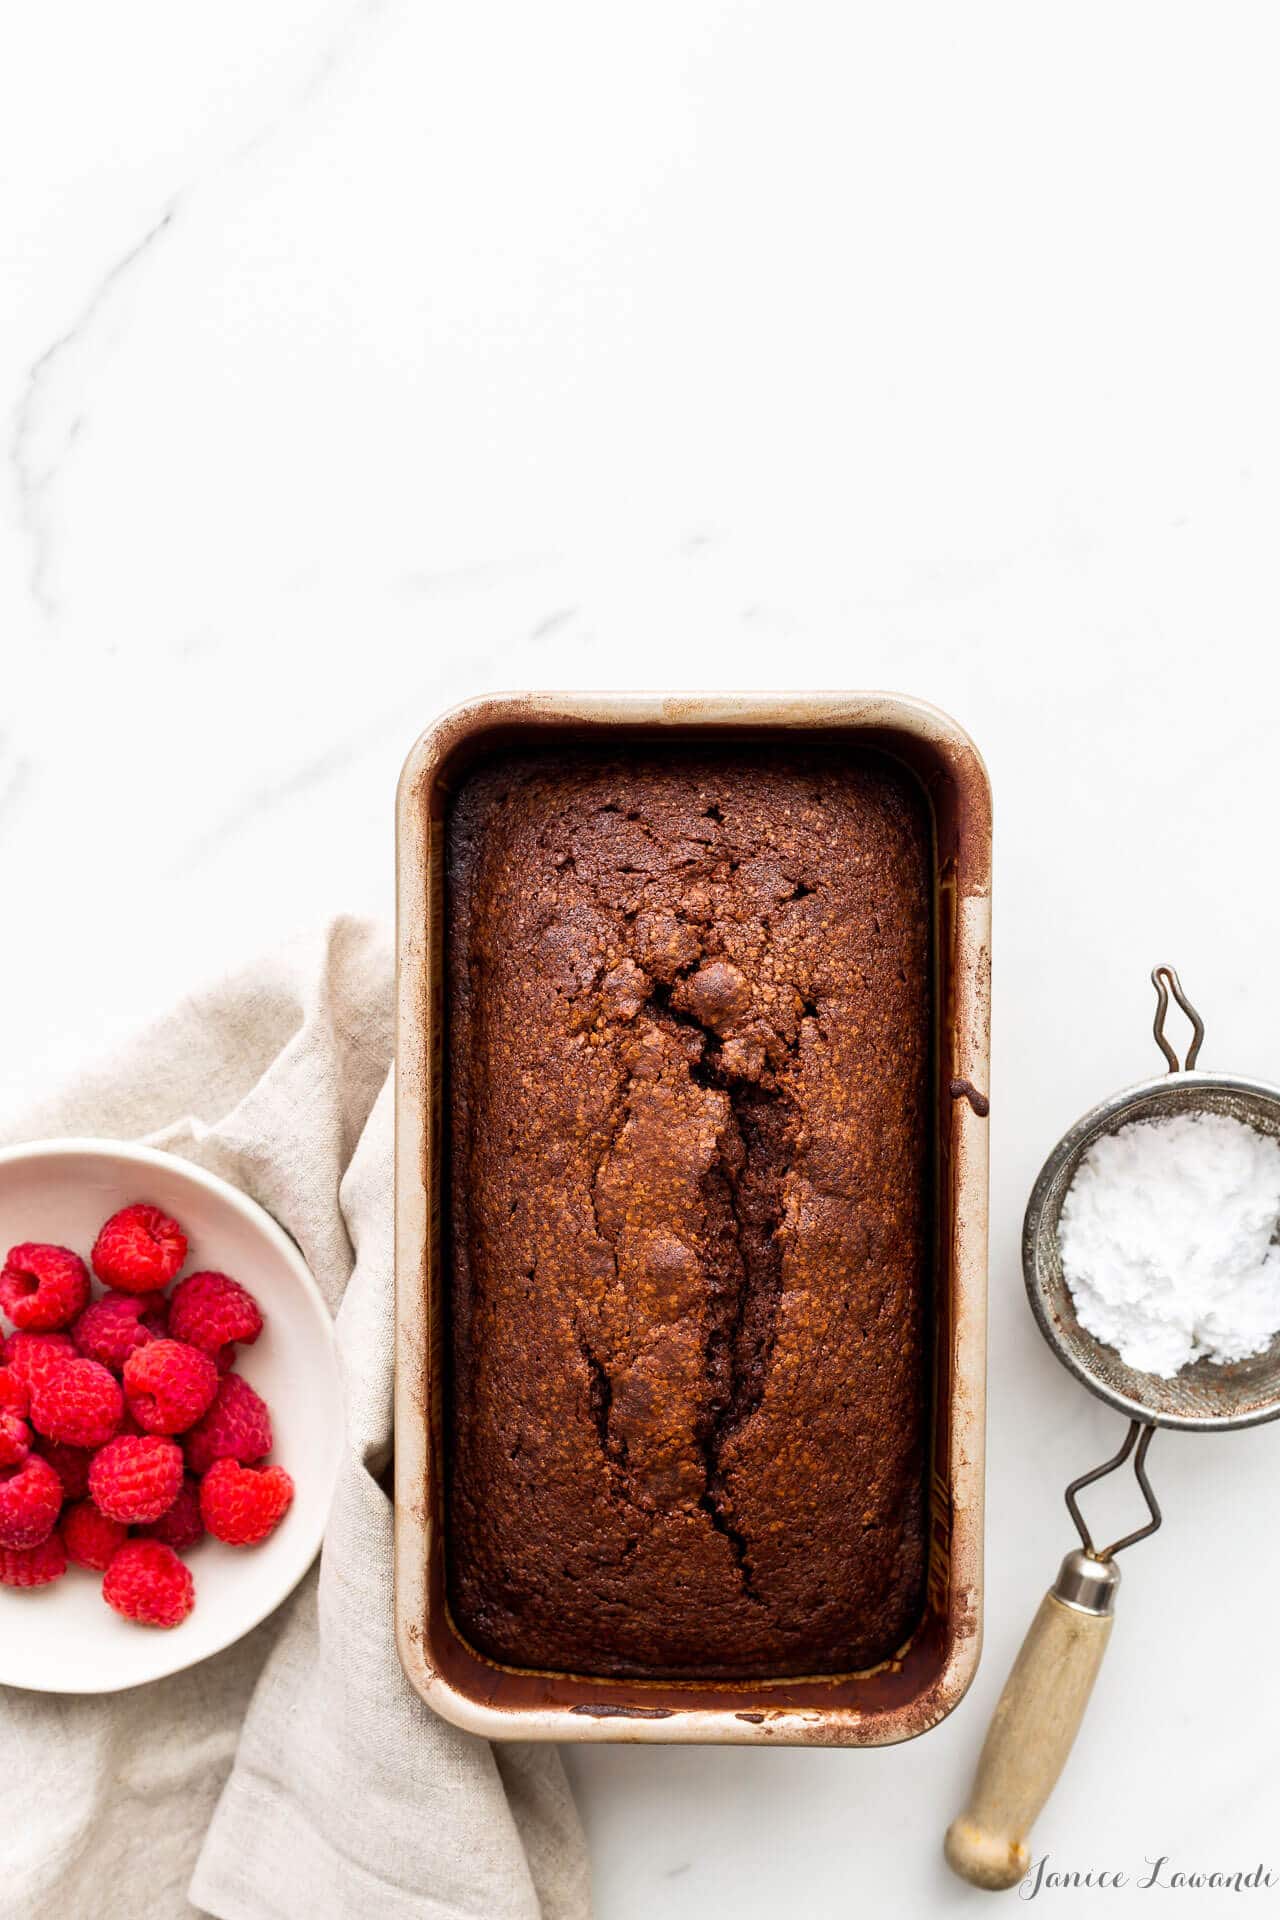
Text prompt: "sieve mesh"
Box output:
[[1023, 1072, 1280, 1431]]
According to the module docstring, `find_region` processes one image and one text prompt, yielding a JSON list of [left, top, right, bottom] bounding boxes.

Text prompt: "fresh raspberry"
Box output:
[[0, 1244, 91, 1331], [140, 1473, 204, 1551], [103, 1539, 194, 1628], [0, 1369, 28, 1416], [72, 1290, 167, 1373], [3, 1331, 75, 1388], [34, 1439, 92, 1501], [0, 1369, 30, 1462], [200, 1459, 293, 1546], [89, 1433, 184, 1523], [184, 1372, 272, 1476], [0, 1531, 67, 1588], [0, 1453, 63, 1549], [168, 1271, 263, 1370], [91, 1203, 187, 1294], [62, 1498, 129, 1571], [123, 1339, 218, 1435], [29, 1357, 123, 1449], [0, 1411, 30, 1468]]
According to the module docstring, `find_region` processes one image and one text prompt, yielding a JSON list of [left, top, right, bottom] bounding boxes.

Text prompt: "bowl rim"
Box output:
[[0, 1135, 340, 1694]]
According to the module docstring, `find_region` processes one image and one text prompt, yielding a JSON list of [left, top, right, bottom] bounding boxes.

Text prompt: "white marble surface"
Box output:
[[5, 6, 1280, 1914]]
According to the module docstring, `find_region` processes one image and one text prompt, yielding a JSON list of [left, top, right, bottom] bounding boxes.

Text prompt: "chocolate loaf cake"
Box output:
[[446, 745, 932, 1679]]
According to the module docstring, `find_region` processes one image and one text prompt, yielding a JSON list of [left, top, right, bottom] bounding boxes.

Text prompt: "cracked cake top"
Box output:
[[445, 744, 931, 1679]]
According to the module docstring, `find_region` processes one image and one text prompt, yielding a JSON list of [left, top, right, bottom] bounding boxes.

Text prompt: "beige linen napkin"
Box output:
[[0, 917, 591, 1920]]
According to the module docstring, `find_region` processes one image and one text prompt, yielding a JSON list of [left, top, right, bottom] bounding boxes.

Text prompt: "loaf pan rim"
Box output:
[[394, 689, 990, 1745]]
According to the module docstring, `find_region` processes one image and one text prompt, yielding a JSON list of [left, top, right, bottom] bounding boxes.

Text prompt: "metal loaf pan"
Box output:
[[395, 692, 990, 1745]]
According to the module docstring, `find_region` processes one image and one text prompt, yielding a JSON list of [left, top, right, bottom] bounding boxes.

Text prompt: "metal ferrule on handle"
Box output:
[[1053, 1549, 1120, 1615]]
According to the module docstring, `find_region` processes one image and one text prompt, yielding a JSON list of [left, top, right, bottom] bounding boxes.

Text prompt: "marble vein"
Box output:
[[0, 739, 32, 825], [174, 740, 363, 874], [9, 1, 401, 622], [10, 202, 180, 614]]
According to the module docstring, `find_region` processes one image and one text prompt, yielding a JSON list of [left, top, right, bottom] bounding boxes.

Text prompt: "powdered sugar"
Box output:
[[1057, 1111, 1280, 1377]]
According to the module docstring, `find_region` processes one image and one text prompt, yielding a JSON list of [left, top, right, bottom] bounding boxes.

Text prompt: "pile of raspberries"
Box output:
[[0, 1202, 293, 1628]]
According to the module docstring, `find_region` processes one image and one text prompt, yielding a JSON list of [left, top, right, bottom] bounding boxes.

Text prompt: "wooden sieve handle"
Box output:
[[944, 1553, 1120, 1891]]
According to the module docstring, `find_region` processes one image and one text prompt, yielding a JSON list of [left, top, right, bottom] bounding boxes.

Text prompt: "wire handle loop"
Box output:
[[1151, 964, 1205, 1073], [1064, 1420, 1162, 1561]]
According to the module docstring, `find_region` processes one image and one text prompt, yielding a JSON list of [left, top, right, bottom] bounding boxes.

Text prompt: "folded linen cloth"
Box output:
[[0, 917, 591, 1920]]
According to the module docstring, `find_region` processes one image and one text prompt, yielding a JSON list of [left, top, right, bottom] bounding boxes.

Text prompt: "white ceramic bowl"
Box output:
[[0, 1139, 342, 1693]]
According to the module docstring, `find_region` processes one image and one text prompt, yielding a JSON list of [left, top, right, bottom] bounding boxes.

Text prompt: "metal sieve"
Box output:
[[946, 966, 1280, 1891]]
